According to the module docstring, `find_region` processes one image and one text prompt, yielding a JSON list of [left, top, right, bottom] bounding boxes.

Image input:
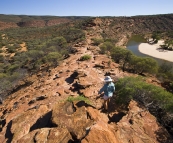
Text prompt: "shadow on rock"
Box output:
[[108, 112, 126, 123], [75, 101, 96, 109], [30, 111, 53, 132], [65, 77, 75, 84], [5, 120, 13, 143], [65, 71, 79, 84], [155, 127, 173, 143]]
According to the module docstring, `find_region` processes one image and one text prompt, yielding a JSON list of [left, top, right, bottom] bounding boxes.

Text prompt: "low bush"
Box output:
[[80, 54, 91, 61], [115, 76, 173, 135], [67, 95, 91, 104], [91, 38, 104, 46], [115, 76, 173, 112], [99, 41, 114, 54]]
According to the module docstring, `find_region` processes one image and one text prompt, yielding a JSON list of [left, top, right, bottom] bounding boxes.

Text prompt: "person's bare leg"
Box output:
[[107, 98, 110, 110], [104, 100, 108, 110], [103, 100, 106, 109]]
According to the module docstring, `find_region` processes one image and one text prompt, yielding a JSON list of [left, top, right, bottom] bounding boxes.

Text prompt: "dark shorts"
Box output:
[[103, 95, 112, 100]]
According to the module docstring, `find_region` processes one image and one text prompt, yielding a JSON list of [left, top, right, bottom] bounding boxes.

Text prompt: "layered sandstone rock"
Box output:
[[0, 21, 18, 30], [17, 128, 72, 143]]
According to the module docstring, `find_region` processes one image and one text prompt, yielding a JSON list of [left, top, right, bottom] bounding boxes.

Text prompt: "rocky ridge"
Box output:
[[92, 15, 173, 46], [0, 18, 71, 30], [0, 21, 18, 30], [0, 27, 172, 142], [17, 18, 71, 28]]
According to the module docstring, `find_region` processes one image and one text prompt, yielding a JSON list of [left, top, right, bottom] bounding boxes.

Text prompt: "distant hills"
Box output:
[[0, 14, 90, 22], [1, 13, 173, 31], [1, 13, 173, 45], [0, 14, 90, 30]]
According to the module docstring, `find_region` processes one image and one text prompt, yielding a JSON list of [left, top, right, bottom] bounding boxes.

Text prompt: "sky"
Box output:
[[0, 0, 173, 17]]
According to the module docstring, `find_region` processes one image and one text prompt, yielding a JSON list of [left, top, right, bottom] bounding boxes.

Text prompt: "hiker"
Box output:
[[98, 76, 115, 111]]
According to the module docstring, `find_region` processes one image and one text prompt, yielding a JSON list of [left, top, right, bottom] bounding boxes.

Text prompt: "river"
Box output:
[[126, 40, 173, 67]]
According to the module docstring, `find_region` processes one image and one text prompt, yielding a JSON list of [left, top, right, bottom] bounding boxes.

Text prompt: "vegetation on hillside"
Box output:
[[0, 14, 89, 23], [0, 21, 86, 98], [80, 54, 91, 61], [95, 39, 159, 75], [92, 37, 173, 92], [115, 76, 173, 135]]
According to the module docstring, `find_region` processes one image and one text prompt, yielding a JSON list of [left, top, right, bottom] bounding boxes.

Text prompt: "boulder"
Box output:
[[10, 105, 50, 142], [116, 101, 167, 143], [51, 101, 94, 140], [17, 128, 72, 143], [81, 121, 119, 143]]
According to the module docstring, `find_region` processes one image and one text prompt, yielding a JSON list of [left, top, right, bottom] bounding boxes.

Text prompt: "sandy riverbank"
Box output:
[[138, 40, 173, 62]]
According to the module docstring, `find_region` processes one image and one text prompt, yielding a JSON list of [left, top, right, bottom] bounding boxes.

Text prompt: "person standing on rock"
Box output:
[[98, 76, 115, 111]]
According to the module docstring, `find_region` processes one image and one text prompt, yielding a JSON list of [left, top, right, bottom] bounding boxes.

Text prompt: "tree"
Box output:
[[44, 52, 62, 66], [121, 50, 133, 72], [111, 47, 133, 71], [136, 57, 158, 74], [48, 36, 67, 48], [151, 33, 160, 43], [157, 61, 173, 83], [128, 55, 141, 73], [91, 38, 104, 46], [99, 41, 114, 54], [27, 50, 44, 62], [115, 76, 173, 112], [159, 61, 173, 73], [115, 76, 173, 135], [110, 47, 126, 63], [7, 64, 20, 74], [163, 40, 173, 50]]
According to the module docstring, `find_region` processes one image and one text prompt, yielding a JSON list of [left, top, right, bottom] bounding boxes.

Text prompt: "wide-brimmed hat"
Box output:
[[104, 76, 112, 82]]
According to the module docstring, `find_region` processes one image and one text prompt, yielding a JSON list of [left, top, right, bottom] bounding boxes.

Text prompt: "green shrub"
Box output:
[[111, 46, 133, 71], [0, 73, 7, 79], [50, 36, 67, 47], [67, 95, 91, 104], [6, 45, 16, 53], [44, 52, 62, 66], [99, 44, 107, 54], [0, 79, 12, 95], [80, 54, 91, 61], [61, 28, 85, 43], [8, 72, 21, 82], [27, 50, 44, 61], [91, 38, 104, 46], [110, 47, 158, 74], [115, 76, 173, 134], [7, 64, 20, 73], [157, 62, 173, 82], [134, 57, 158, 74], [45, 52, 62, 61], [115, 76, 173, 113], [99, 41, 114, 54]]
